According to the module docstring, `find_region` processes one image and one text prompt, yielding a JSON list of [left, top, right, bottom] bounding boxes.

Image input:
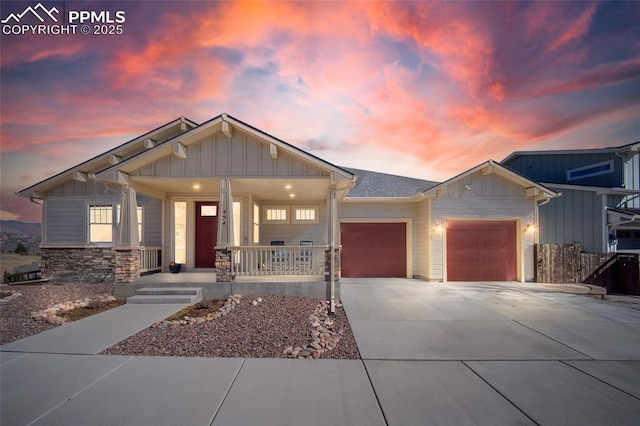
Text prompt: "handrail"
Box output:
[[229, 245, 325, 276]]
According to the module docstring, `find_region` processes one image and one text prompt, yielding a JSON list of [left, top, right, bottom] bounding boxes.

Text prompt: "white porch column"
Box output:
[[117, 186, 140, 247], [217, 179, 235, 247]]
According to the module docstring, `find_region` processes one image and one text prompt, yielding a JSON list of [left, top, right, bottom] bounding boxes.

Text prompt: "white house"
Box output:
[[17, 114, 558, 298]]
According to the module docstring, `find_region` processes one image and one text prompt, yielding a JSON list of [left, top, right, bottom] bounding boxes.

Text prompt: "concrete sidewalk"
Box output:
[[0, 303, 188, 355], [2, 279, 640, 425]]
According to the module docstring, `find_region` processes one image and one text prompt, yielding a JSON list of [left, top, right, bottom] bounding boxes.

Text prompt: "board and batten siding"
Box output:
[[132, 131, 330, 179], [339, 201, 418, 277], [504, 153, 624, 188], [539, 187, 603, 253], [624, 154, 639, 208]]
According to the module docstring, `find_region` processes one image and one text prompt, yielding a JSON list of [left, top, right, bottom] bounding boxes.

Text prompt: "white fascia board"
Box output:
[[342, 197, 416, 203], [16, 117, 190, 198], [541, 182, 640, 196]]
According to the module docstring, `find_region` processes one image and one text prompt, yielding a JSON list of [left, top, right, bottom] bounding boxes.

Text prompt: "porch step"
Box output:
[[127, 287, 202, 304]]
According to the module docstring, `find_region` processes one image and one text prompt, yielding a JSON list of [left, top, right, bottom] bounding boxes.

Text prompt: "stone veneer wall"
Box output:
[[115, 248, 141, 283], [41, 247, 116, 283], [324, 247, 341, 283], [215, 249, 233, 282]]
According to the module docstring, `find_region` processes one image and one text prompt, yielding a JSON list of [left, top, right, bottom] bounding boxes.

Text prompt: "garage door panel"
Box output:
[[341, 223, 406, 278], [447, 221, 516, 281]]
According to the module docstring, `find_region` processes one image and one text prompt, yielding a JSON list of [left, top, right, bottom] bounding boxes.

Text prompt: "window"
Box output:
[[233, 201, 241, 246], [89, 205, 113, 243], [253, 203, 260, 244], [264, 206, 289, 223], [293, 206, 319, 224], [201, 205, 217, 216], [567, 160, 614, 181], [174, 201, 187, 264]]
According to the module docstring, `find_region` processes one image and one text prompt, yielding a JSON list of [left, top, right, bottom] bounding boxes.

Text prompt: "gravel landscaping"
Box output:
[[1, 283, 361, 359], [102, 295, 361, 359], [0, 282, 115, 344]]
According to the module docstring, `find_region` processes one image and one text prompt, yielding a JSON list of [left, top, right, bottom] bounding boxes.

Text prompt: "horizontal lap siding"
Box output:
[[260, 202, 327, 246], [44, 199, 87, 244]]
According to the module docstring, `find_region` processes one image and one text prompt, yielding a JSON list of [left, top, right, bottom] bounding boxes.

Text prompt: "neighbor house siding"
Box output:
[[504, 153, 624, 187], [624, 154, 640, 208], [538, 187, 603, 253]]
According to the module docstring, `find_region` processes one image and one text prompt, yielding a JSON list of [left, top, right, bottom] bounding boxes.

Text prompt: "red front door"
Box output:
[[195, 201, 218, 268]]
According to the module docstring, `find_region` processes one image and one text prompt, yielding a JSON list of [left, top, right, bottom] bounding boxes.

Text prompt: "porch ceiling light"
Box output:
[[193, 183, 201, 190], [289, 193, 296, 198], [285, 184, 292, 190]]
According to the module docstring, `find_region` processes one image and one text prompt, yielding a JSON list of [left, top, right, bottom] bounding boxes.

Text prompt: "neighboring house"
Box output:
[[502, 143, 640, 254], [17, 114, 557, 296]]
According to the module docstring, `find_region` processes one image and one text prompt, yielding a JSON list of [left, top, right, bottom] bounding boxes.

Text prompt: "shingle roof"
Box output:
[[343, 167, 440, 198]]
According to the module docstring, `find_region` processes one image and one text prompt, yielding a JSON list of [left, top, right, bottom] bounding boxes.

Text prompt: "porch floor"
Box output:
[[116, 273, 332, 300]]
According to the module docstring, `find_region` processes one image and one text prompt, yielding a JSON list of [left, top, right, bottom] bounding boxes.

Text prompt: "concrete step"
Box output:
[[127, 287, 202, 304], [135, 287, 203, 296]]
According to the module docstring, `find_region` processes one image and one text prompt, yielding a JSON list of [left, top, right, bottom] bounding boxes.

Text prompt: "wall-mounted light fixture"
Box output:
[[525, 223, 536, 234], [434, 223, 444, 234]]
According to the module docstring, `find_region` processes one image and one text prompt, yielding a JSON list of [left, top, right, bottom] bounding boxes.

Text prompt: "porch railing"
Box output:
[[140, 246, 162, 273], [229, 245, 325, 276]]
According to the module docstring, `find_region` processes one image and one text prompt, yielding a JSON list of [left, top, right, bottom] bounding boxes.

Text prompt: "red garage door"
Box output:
[[341, 223, 406, 277], [447, 221, 517, 281]]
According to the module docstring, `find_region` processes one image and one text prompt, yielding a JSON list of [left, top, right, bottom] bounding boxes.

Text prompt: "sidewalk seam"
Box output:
[[26, 356, 136, 426], [461, 361, 540, 426], [208, 357, 246, 426], [512, 319, 595, 360], [361, 360, 390, 426], [560, 360, 640, 402]]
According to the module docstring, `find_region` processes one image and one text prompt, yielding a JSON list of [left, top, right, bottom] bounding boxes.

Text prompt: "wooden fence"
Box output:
[[535, 243, 639, 295]]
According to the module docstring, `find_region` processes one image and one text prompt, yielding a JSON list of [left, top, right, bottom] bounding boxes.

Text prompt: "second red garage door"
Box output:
[[340, 222, 407, 277], [446, 221, 517, 281]]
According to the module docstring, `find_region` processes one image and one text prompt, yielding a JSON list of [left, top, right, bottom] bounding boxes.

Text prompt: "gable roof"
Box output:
[[502, 141, 640, 164], [94, 113, 354, 183], [422, 160, 559, 199], [343, 167, 439, 199], [17, 117, 198, 198]]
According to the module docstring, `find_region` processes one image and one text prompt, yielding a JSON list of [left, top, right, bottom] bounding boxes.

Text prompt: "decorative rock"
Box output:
[[252, 300, 258, 306]]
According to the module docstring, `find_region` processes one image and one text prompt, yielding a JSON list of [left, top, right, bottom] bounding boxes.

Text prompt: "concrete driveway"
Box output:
[[2, 279, 639, 425], [340, 278, 640, 425]]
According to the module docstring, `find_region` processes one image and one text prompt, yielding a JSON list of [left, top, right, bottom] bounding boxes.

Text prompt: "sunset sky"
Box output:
[[1, 0, 639, 223]]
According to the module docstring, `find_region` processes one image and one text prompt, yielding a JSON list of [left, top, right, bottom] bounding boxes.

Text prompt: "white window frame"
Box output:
[[264, 206, 290, 224], [567, 160, 614, 181], [292, 205, 319, 224], [88, 204, 115, 243], [253, 203, 260, 244]]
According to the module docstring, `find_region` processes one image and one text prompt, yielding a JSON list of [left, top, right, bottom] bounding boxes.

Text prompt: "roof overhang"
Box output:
[[422, 160, 559, 200], [17, 117, 198, 198], [502, 141, 640, 164], [606, 207, 640, 228], [541, 182, 640, 197]]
